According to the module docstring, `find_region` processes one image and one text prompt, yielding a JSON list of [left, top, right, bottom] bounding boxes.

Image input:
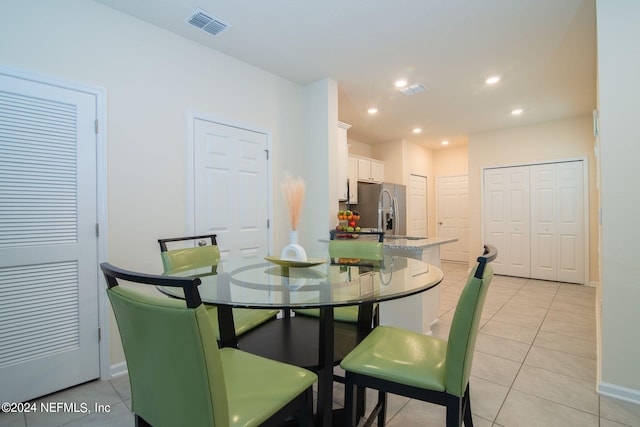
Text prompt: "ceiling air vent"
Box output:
[[186, 9, 231, 37], [400, 83, 427, 96]]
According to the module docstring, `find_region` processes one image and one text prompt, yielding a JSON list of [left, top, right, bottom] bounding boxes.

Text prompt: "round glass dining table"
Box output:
[[158, 251, 443, 426]]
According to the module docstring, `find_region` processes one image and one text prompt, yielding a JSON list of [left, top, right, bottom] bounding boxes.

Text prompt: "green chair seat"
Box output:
[[294, 305, 359, 323], [340, 325, 447, 392], [205, 306, 279, 339], [220, 347, 316, 426]]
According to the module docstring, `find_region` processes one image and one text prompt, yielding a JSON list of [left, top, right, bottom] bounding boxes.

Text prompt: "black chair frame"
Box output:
[[158, 234, 218, 252]]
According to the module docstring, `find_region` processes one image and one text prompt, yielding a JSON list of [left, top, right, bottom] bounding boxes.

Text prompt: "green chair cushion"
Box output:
[[220, 347, 317, 426], [205, 306, 279, 339], [161, 245, 221, 272], [294, 305, 360, 323], [340, 325, 447, 392]]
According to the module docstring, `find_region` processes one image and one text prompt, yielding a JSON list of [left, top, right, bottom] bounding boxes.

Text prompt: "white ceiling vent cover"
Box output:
[[186, 9, 231, 37], [400, 83, 427, 96]]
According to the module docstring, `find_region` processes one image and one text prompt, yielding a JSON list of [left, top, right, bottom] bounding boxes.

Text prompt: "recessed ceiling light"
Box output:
[[485, 76, 501, 85], [511, 108, 523, 115], [394, 80, 407, 88], [412, 128, 422, 134], [367, 107, 378, 114], [441, 140, 449, 145]]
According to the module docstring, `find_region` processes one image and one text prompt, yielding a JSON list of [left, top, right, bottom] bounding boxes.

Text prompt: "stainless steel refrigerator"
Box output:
[[355, 182, 406, 235]]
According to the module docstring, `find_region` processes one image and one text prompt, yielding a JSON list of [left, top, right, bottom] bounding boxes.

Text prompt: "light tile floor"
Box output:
[[2, 261, 640, 426]]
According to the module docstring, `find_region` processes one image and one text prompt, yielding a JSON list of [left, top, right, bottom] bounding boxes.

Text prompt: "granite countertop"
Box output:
[[381, 235, 458, 251], [319, 234, 458, 251]]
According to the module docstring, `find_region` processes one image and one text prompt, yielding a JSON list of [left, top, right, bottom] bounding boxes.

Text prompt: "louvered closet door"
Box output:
[[0, 73, 99, 403]]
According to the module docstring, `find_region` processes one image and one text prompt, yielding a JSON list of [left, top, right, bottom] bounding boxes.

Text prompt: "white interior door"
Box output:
[[408, 174, 428, 238], [531, 164, 557, 280], [484, 167, 531, 277], [531, 161, 585, 283], [0, 72, 100, 403], [192, 118, 270, 257], [437, 175, 469, 262]]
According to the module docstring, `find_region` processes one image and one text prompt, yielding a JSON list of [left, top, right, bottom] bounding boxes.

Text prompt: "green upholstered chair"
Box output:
[[101, 262, 317, 427], [340, 244, 498, 427], [158, 234, 279, 339], [293, 231, 384, 324]]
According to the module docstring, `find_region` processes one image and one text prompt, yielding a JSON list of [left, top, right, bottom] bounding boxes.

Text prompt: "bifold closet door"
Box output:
[[530, 162, 585, 284], [484, 161, 585, 284], [483, 167, 531, 277]]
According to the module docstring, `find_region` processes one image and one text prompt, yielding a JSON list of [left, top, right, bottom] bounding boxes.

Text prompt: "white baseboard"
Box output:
[[598, 382, 640, 405], [110, 361, 128, 379]]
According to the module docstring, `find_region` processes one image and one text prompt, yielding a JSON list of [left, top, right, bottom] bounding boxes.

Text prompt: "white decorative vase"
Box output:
[[280, 230, 308, 261]]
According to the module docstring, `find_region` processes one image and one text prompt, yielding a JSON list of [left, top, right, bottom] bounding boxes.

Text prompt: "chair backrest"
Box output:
[[328, 239, 384, 260], [100, 263, 229, 427], [444, 244, 497, 397], [158, 234, 221, 273]]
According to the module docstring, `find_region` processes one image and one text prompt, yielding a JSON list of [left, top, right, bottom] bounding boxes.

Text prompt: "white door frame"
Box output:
[[0, 65, 110, 379], [481, 156, 589, 283], [186, 111, 274, 254]]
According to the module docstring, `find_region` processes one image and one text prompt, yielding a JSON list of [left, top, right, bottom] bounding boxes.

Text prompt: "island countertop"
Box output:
[[319, 234, 458, 252], [381, 235, 458, 250]]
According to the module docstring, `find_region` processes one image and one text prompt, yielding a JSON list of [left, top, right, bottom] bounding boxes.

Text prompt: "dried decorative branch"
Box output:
[[282, 173, 305, 230]]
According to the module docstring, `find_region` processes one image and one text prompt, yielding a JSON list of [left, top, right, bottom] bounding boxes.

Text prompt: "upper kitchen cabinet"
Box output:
[[337, 122, 351, 201], [347, 156, 358, 204], [355, 156, 384, 183]]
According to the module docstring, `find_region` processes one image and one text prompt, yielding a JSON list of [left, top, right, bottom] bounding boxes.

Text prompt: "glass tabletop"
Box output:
[[158, 251, 443, 309]]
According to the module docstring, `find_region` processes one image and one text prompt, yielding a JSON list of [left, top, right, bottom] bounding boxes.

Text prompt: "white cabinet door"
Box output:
[[347, 157, 358, 204], [337, 122, 350, 201], [370, 160, 384, 183], [357, 158, 371, 182], [356, 157, 384, 183]]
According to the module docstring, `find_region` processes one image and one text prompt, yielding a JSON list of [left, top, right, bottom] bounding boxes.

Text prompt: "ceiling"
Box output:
[[94, 0, 597, 149]]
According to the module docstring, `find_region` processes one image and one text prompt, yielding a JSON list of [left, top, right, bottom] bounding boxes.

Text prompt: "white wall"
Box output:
[[0, 0, 332, 368], [596, 0, 640, 402]]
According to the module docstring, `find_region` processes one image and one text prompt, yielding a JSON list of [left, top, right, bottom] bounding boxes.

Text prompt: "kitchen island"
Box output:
[[319, 235, 459, 335]]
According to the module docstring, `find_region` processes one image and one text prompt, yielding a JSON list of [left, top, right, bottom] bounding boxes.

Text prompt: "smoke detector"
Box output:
[[186, 9, 231, 37], [400, 83, 427, 96]]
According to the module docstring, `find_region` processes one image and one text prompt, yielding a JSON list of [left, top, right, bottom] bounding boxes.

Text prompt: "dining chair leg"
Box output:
[[303, 388, 314, 427], [344, 378, 357, 427], [463, 385, 473, 427], [134, 414, 151, 427], [377, 390, 387, 426], [445, 393, 463, 427], [356, 385, 366, 420]]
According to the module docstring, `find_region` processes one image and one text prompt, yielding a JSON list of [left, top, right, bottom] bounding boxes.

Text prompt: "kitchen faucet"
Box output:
[[378, 188, 394, 233]]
